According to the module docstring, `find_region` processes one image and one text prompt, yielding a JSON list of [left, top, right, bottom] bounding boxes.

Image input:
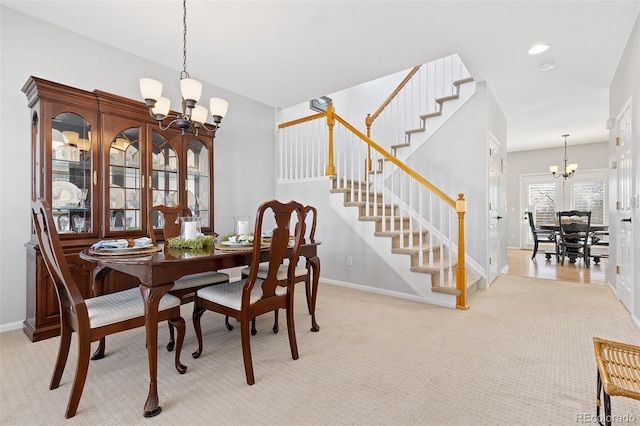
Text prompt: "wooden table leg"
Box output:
[[308, 256, 320, 332], [140, 283, 172, 418]]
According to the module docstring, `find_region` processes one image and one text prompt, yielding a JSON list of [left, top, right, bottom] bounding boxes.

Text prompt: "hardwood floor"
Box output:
[[507, 249, 609, 285]]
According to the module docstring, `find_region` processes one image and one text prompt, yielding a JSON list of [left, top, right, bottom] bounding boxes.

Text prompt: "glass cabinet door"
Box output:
[[51, 112, 93, 235], [150, 130, 179, 229], [186, 138, 211, 228], [108, 128, 141, 232]]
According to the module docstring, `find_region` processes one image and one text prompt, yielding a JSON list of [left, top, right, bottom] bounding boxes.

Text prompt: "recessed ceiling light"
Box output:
[[528, 44, 550, 55], [539, 62, 555, 71]]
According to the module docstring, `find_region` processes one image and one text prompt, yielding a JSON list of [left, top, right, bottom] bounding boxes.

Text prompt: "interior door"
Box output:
[[615, 99, 634, 313], [488, 136, 501, 284]]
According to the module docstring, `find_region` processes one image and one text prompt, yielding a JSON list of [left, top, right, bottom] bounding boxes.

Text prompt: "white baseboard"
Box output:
[[0, 320, 23, 333]]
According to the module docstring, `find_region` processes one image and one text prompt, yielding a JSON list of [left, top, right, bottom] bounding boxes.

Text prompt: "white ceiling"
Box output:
[[3, 0, 639, 152]]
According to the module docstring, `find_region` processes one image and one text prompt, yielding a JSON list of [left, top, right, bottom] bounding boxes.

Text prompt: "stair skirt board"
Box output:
[[330, 192, 457, 308]]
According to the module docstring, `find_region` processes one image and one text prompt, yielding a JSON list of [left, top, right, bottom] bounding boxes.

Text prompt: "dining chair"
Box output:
[[593, 337, 640, 426], [526, 211, 558, 260], [192, 199, 306, 385], [238, 205, 317, 335], [31, 199, 187, 419], [557, 210, 592, 267], [148, 204, 230, 351]]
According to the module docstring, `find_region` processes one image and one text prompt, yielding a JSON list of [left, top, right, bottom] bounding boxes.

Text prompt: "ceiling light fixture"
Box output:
[[539, 62, 555, 71], [528, 43, 550, 55], [139, 0, 228, 138], [550, 134, 578, 179]]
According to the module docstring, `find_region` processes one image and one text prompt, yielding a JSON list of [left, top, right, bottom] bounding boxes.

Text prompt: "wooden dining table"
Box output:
[[539, 223, 609, 263], [79, 241, 320, 417]]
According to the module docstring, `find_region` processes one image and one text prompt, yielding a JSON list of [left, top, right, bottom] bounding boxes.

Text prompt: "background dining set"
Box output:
[[31, 198, 320, 419], [527, 209, 609, 267]]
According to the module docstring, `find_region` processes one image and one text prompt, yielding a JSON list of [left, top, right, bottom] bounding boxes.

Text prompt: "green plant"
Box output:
[[166, 235, 215, 249]]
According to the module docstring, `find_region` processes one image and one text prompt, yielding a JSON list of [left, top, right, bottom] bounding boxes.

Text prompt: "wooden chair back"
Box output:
[[526, 211, 554, 240], [148, 205, 193, 243], [557, 210, 592, 264], [558, 210, 592, 243], [31, 199, 88, 327], [243, 200, 305, 308], [302, 205, 317, 244]]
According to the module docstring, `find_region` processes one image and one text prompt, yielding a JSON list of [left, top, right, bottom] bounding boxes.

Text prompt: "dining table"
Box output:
[[79, 240, 320, 417], [539, 223, 609, 263]]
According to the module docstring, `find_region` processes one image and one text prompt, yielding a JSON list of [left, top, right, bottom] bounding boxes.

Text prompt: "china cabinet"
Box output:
[[22, 77, 218, 341]]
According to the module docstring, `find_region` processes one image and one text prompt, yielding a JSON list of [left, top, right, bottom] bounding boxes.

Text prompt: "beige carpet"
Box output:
[[2, 276, 640, 425]]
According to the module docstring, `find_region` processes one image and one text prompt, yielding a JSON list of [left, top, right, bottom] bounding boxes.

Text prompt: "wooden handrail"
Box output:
[[364, 65, 420, 174], [278, 111, 326, 129], [365, 66, 420, 129], [335, 112, 455, 208]]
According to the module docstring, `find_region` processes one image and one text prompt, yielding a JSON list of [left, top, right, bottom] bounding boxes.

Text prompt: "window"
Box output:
[[522, 169, 608, 247]]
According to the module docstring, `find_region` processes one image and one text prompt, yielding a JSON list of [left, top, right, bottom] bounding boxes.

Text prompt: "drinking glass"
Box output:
[[58, 215, 70, 233], [73, 216, 86, 232], [78, 189, 88, 208]]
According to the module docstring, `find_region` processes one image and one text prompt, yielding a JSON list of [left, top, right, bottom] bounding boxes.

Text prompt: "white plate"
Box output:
[[152, 190, 165, 206], [53, 181, 80, 208], [110, 184, 125, 209], [100, 244, 153, 252], [110, 149, 125, 166], [222, 241, 253, 247], [172, 190, 197, 208]]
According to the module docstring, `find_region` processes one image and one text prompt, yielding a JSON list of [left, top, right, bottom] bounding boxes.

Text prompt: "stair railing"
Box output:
[[364, 54, 472, 171], [278, 105, 468, 309]]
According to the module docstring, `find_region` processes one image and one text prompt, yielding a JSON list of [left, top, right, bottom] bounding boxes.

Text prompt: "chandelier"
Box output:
[[549, 134, 578, 179], [139, 0, 228, 138]]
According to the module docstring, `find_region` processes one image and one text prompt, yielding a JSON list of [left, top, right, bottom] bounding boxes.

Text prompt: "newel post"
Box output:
[[364, 114, 373, 178], [325, 103, 336, 176], [455, 193, 468, 310]]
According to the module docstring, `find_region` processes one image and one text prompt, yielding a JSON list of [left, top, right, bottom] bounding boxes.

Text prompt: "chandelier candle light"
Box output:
[[140, 0, 228, 138], [550, 134, 578, 179]]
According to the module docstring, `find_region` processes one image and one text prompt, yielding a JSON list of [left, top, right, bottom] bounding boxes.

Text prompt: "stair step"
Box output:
[[420, 111, 442, 120], [453, 77, 474, 86], [332, 189, 384, 203], [330, 176, 369, 191], [374, 229, 427, 238], [390, 142, 411, 150], [432, 273, 481, 297], [359, 215, 410, 232], [406, 128, 425, 135], [409, 258, 457, 274], [431, 286, 460, 296], [346, 202, 398, 217], [436, 94, 459, 104]]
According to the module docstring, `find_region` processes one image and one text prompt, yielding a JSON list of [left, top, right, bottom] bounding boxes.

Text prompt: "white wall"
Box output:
[[406, 83, 508, 280], [0, 7, 276, 328]]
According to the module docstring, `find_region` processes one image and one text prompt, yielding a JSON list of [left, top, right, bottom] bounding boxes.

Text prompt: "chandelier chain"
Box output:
[[181, 0, 189, 79]]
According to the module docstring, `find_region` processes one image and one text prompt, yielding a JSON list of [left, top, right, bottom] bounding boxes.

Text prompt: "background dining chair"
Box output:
[[148, 204, 230, 351], [192, 199, 306, 385], [557, 210, 592, 267], [526, 211, 558, 260], [32, 199, 186, 418], [239, 205, 318, 334]]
